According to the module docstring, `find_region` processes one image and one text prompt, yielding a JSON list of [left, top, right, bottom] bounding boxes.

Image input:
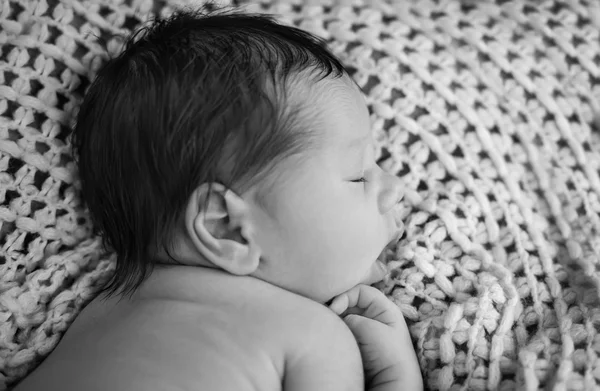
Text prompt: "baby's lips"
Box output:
[[393, 207, 405, 230], [359, 260, 388, 285], [388, 215, 405, 244]]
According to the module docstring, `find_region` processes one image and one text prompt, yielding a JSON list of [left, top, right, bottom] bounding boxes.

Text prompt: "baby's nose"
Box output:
[[379, 172, 404, 214]]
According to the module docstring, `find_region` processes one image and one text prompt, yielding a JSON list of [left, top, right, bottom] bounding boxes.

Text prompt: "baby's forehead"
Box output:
[[295, 74, 369, 127], [289, 74, 366, 120]]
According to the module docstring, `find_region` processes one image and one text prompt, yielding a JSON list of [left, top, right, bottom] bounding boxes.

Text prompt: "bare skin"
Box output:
[[15, 266, 364, 391], [15, 74, 423, 390]]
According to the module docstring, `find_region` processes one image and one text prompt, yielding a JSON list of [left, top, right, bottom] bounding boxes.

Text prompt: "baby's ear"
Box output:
[[185, 183, 261, 275]]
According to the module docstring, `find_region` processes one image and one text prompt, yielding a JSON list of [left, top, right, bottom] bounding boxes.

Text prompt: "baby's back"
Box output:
[[14, 266, 353, 391]]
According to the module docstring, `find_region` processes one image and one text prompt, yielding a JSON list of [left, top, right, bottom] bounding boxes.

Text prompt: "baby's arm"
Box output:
[[283, 308, 364, 391]]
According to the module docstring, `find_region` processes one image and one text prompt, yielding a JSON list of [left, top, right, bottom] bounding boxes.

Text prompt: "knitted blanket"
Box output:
[[1, 0, 599, 389]]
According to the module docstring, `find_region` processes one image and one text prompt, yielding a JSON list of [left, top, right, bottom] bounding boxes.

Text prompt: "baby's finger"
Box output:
[[333, 284, 402, 327], [329, 293, 350, 315], [329, 295, 365, 317]]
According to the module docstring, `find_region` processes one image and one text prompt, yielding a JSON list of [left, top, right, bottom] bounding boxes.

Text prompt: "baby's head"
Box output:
[[72, 6, 404, 304]]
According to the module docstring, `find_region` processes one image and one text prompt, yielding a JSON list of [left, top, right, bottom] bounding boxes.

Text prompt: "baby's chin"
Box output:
[[358, 259, 388, 285], [321, 260, 388, 306]]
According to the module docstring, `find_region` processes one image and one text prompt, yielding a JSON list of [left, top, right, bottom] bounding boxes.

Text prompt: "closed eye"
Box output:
[[350, 177, 367, 183]]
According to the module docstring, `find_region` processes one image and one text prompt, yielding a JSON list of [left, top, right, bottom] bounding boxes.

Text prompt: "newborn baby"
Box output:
[[14, 6, 422, 391]]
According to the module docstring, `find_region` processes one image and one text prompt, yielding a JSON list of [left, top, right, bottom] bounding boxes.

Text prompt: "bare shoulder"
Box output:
[[271, 289, 355, 346], [238, 275, 356, 351], [254, 289, 364, 390], [14, 268, 361, 391]]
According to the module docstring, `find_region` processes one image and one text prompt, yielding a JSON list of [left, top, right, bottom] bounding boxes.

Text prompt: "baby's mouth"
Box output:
[[388, 217, 405, 245]]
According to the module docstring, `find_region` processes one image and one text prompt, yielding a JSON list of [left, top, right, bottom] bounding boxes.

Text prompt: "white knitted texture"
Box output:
[[1, 0, 599, 390]]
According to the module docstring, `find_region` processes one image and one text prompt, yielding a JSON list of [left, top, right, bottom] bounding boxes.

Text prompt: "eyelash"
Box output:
[[351, 177, 367, 183]]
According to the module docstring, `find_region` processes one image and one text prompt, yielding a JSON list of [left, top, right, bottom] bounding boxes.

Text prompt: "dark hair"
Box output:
[[71, 4, 348, 298]]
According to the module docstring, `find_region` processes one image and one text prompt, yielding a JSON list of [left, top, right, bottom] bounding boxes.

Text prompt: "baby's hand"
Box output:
[[329, 285, 423, 391]]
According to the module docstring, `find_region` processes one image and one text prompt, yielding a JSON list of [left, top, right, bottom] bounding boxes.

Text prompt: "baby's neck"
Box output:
[[131, 264, 294, 308]]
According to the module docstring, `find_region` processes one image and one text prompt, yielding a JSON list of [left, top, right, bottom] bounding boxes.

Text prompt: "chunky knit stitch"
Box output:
[[1, 0, 599, 389]]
